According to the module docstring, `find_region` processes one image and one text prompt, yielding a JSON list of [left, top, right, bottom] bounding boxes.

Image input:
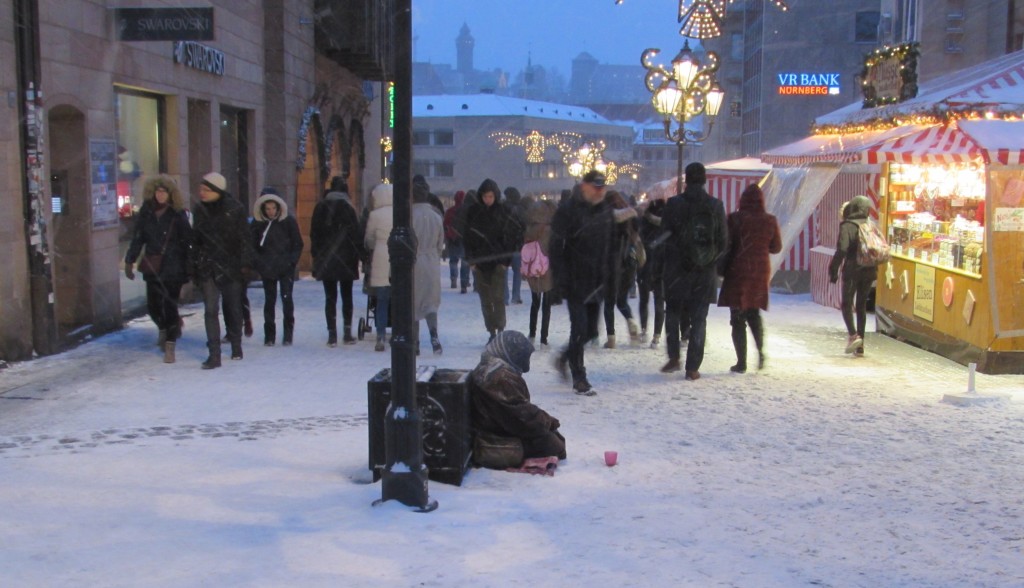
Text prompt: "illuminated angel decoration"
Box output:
[[616, 0, 787, 39], [489, 130, 584, 163]]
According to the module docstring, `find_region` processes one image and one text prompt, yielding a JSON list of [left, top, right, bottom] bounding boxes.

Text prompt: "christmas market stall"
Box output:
[[764, 45, 1024, 373]]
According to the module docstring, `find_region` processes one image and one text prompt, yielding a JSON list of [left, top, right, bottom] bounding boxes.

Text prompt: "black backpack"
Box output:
[[680, 197, 721, 269]]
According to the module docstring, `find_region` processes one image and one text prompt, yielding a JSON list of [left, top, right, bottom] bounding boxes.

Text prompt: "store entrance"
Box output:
[[220, 106, 250, 212]]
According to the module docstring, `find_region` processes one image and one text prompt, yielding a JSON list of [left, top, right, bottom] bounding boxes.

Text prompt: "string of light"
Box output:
[[615, 0, 788, 39]]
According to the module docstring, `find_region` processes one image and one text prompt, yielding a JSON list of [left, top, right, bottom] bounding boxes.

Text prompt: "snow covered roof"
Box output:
[[414, 94, 613, 124], [706, 157, 773, 173], [815, 49, 1024, 128]]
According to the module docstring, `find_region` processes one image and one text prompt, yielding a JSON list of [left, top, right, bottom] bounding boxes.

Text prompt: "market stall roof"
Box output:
[[958, 119, 1024, 165], [706, 157, 772, 174], [815, 49, 1024, 129], [761, 125, 930, 166], [865, 123, 982, 165]]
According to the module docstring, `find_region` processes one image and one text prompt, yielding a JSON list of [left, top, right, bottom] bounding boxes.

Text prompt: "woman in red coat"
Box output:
[[717, 184, 782, 372]]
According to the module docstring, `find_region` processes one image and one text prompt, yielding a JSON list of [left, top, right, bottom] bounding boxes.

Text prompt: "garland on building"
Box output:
[[295, 105, 319, 171], [861, 43, 920, 109], [812, 104, 1024, 135]]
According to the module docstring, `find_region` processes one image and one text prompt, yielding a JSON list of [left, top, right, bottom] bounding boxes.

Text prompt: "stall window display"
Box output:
[[884, 162, 986, 276]]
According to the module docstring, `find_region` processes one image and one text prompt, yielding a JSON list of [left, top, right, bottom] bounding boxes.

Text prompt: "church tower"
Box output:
[[456, 22, 474, 75]]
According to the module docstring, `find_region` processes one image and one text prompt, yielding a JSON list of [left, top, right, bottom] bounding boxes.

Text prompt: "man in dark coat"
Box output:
[[252, 187, 304, 347], [470, 330, 566, 463], [660, 162, 728, 381], [464, 178, 516, 341], [549, 171, 613, 396], [310, 188, 364, 346], [191, 172, 255, 368], [716, 184, 782, 372]]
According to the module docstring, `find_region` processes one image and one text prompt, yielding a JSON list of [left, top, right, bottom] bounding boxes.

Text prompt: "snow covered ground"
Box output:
[[1, 272, 1022, 587]]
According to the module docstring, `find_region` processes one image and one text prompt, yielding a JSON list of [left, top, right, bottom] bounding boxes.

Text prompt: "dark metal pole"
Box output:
[[675, 140, 684, 195], [379, 0, 436, 512], [14, 0, 58, 358]]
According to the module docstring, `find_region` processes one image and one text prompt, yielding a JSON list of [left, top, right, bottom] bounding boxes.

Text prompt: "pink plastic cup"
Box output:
[[604, 451, 618, 467]]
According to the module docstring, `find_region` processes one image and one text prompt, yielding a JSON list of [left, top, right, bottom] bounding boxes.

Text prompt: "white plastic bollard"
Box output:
[[966, 362, 977, 394]]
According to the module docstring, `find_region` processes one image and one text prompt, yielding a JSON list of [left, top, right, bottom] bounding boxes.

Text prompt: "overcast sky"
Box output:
[[412, 0, 698, 75]]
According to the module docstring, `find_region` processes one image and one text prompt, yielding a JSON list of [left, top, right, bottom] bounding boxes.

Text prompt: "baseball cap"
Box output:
[[582, 170, 606, 187]]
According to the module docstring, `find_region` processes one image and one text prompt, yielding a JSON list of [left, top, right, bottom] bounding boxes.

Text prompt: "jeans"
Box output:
[[447, 241, 470, 288], [146, 279, 183, 341], [841, 267, 875, 338], [665, 272, 716, 372], [563, 298, 600, 383], [201, 277, 244, 354], [373, 286, 391, 337], [507, 252, 523, 303], [474, 265, 507, 335], [322, 279, 354, 332], [261, 277, 294, 340]]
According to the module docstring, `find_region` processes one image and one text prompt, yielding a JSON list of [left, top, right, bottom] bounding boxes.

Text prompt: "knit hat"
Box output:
[[202, 172, 228, 195], [483, 330, 535, 374], [259, 186, 280, 196]]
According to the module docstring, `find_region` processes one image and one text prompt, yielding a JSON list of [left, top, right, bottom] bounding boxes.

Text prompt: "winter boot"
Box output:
[[730, 320, 747, 374], [430, 328, 443, 355], [163, 341, 176, 364], [327, 330, 338, 347], [244, 317, 254, 338], [282, 319, 294, 346], [264, 323, 276, 347], [157, 329, 167, 350], [627, 319, 641, 343], [603, 335, 616, 349], [201, 345, 221, 370], [750, 313, 765, 370], [231, 343, 243, 360], [374, 334, 386, 352], [650, 333, 661, 349], [343, 323, 356, 345]]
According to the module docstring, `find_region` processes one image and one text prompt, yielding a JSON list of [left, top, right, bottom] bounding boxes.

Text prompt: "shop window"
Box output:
[[412, 159, 430, 177], [433, 161, 454, 178], [114, 88, 166, 220], [855, 10, 881, 43], [885, 162, 985, 276]]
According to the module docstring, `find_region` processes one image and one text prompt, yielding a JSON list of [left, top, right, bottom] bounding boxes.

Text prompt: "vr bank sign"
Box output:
[[777, 73, 841, 96]]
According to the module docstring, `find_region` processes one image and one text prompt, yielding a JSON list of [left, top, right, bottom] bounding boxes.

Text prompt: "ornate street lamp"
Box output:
[[565, 141, 608, 179], [642, 41, 724, 193]]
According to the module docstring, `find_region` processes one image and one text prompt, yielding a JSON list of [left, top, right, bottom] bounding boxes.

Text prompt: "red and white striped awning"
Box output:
[[864, 124, 982, 165], [958, 119, 1024, 165], [761, 126, 928, 166]]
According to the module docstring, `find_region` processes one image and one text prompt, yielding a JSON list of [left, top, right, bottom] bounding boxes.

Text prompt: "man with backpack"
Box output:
[[660, 162, 728, 380]]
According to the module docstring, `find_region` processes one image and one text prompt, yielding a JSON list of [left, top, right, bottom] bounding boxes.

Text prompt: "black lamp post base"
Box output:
[[378, 468, 437, 512], [372, 497, 439, 513]]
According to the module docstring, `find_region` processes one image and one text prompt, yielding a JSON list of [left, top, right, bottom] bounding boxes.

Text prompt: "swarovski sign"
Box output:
[[115, 8, 214, 42], [173, 41, 225, 76]]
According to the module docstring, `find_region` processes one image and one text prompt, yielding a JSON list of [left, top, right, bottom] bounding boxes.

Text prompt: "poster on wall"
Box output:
[[913, 264, 935, 322], [993, 208, 1024, 232], [90, 139, 118, 229]]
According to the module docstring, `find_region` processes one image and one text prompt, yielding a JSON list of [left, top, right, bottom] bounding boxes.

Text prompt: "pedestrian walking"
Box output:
[[191, 172, 255, 369], [637, 197, 668, 348], [443, 190, 471, 292], [829, 194, 876, 357], [310, 185, 364, 347], [522, 197, 557, 346], [660, 162, 728, 381], [124, 175, 192, 364], [602, 190, 641, 348], [251, 187, 303, 347], [464, 178, 517, 342], [504, 186, 527, 305], [716, 184, 782, 372], [550, 171, 614, 395], [364, 183, 393, 352], [411, 182, 446, 355]]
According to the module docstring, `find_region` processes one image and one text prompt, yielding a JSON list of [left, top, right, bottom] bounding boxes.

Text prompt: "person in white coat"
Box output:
[[412, 182, 446, 354], [363, 184, 393, 352]]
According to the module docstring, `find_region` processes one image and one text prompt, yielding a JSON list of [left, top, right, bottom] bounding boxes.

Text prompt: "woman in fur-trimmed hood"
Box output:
[[124, 174, 193, 364], [251, 187, 303, 346], [469, 331, 566, 462]]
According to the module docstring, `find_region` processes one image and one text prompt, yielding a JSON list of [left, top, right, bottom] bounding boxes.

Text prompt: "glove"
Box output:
[[829, 271, 838, 284], [549, 417, 561, 431], [125, 263, 135, 280]]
